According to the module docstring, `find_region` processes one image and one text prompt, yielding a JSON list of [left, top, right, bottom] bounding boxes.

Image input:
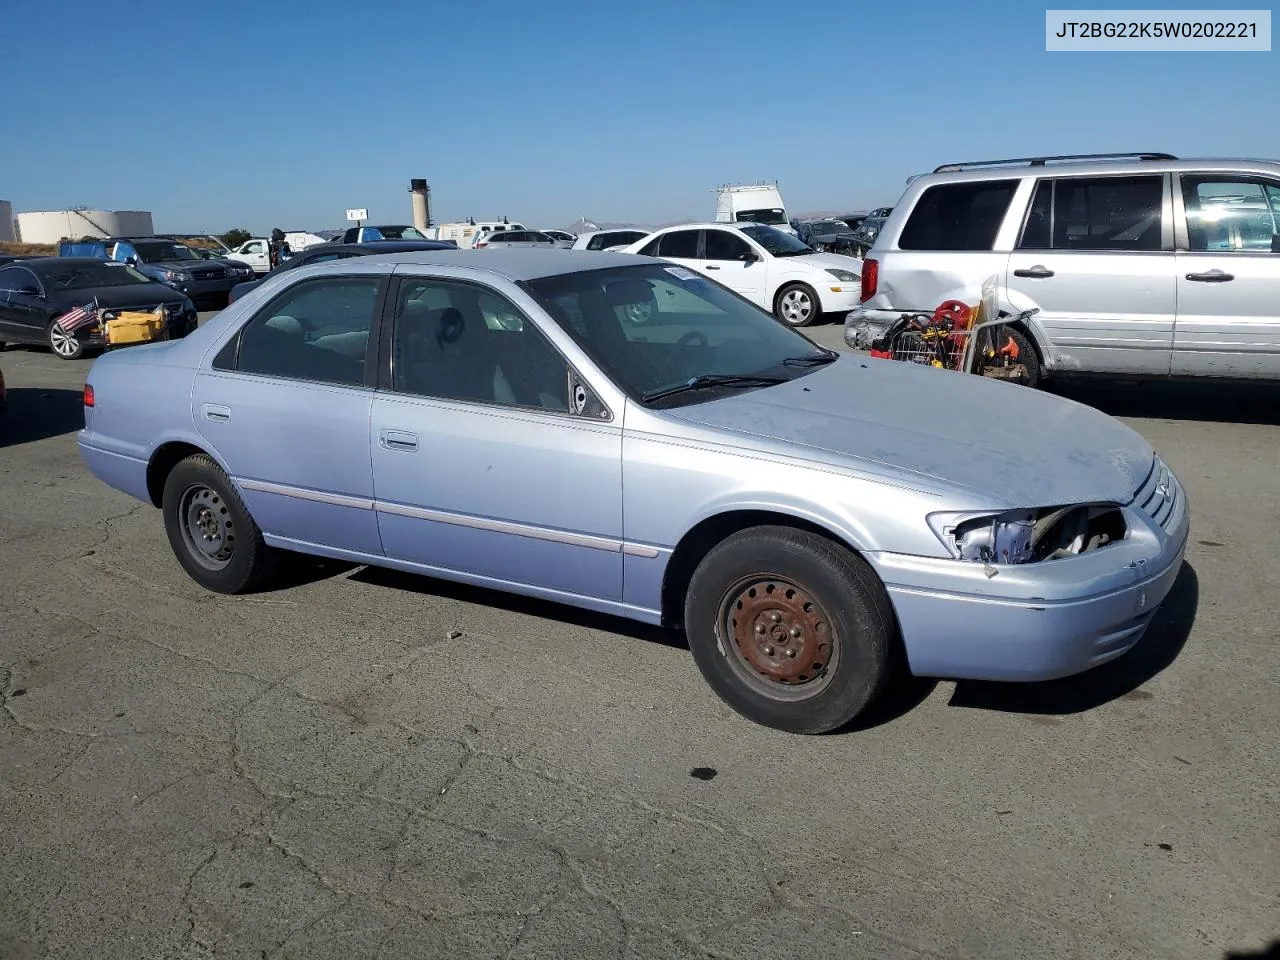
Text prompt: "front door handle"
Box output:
[[705, 264, 720, 270], [1014, 266, 1055, 279], [1185, 270, 1234, 283], [201, 403, 231, 423], [379, 429, 418, 452]]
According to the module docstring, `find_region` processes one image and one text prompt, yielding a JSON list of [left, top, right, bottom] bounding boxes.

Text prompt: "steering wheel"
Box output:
[[677, 330, 708, 347]]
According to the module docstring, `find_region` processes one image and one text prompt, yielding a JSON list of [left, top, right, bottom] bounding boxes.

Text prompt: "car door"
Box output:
[[0, 266, 51, 341], [1171, 172, 1280, 378], [1006, 173, 1175, 376], [700, 228, 766, 306], [193, 268, 387, 557], [369, 273, 624, 602]]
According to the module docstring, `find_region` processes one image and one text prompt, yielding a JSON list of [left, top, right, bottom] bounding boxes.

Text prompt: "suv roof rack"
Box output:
[[932, 153, 1177, 173]]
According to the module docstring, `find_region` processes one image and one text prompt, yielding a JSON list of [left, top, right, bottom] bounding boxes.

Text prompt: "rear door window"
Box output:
[[898, 180, 1019, 251], [657, 230, 700, 259]]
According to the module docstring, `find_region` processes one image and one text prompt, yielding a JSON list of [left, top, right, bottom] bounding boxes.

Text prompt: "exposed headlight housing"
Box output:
[[825, 268, 859, 282], [160, 268, 189, 283], [928, 504, 1128, 565]]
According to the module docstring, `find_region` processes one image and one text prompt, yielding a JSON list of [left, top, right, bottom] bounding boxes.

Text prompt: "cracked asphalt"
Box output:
[[1, 319, 1277, 960]]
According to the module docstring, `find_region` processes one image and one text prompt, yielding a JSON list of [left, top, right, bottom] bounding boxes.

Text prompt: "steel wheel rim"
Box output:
[[179, 483, 236, 570], [715, 574, 839, 702], [780, 290, 813, 324], [49, 326, 79, 357]]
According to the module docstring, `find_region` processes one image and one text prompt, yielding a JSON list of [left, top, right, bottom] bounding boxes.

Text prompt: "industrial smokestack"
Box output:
[[409, 178, 430, 231]]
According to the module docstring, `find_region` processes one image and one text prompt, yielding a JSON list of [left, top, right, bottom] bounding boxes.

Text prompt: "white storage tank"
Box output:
[[0, 201, 14, 242], [15, 209, 155, 245]]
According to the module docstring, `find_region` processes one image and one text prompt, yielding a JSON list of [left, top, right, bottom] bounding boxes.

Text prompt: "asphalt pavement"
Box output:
[[1, 315, 1277, 960]]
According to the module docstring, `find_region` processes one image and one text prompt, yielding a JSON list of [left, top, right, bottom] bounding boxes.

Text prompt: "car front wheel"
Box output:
[[774, 283, 819, 326], [47, 322, 85, 360], [683, 526, 897, 734], [161, 453, 277, 594]]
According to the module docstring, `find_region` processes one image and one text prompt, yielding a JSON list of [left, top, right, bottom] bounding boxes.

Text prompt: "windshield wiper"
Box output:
[[781, 350, 839, 367], [643, 374, 788, 403]]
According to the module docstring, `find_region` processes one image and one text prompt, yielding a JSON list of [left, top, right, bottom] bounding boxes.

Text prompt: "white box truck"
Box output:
[[714, 182, 796, 236]]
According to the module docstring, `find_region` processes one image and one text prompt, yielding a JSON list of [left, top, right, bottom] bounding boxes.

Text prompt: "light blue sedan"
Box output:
[[77, 250, 1189, 733]]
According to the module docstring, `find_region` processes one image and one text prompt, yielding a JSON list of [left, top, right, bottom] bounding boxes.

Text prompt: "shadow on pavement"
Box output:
[[946, 561, 1198, 716], [347, 566, 689, 650], [0, 388, 86, 448], [1225, 942, 1280, 960], [1050, 377, 1280, 426]]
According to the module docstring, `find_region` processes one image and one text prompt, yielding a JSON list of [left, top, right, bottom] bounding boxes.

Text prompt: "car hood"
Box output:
[[662, 355, 1155, 507], [781, 251, 862, 274]]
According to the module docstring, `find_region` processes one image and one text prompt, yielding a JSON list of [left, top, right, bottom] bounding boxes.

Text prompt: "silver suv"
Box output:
[[845, 152, 1280, 386]]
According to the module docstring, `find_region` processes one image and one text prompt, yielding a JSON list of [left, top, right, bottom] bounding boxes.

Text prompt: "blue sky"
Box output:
[[3, 0, 1275, 234]]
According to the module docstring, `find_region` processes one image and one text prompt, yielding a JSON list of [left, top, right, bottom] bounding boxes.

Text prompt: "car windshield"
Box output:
[[740, 224, 813, 257], [520, 263, 836, 407], [372, 226, 427, 240], [734, 207, 788, 226], [134, 241, 199, 262], [38, 261, 154, 289]]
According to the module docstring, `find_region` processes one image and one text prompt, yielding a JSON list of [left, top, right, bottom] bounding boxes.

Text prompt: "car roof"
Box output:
[[909, 156, 1280, 187], [318, 248, 658, 282]]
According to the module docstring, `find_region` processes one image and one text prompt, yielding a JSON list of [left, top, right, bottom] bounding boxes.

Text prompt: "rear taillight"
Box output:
[[860, 258, 878, 302], [83, 384, 95, 407]]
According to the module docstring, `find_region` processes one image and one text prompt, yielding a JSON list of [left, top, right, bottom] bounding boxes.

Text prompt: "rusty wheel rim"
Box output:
[[716, 575, 839, 702]]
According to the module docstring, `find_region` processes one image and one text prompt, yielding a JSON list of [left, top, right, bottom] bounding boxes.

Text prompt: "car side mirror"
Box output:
[[741, 252, 760, 262], [125, 256, 138, 266]]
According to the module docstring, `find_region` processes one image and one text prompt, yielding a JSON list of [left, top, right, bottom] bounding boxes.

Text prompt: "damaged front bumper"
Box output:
[[863, 460, 1190, 682]]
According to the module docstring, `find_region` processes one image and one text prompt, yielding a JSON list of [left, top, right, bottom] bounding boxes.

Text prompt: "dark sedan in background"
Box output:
[[228, 239, 458, 303], [0, 258, 198, 360], [793, 218, 861, 255]]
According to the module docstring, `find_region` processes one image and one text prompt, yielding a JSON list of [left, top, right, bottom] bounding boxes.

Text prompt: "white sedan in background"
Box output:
[[619, 222, 861, 326]]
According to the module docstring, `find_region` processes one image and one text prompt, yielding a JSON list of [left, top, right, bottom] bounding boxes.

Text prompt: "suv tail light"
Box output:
[[860, 258, 878, 301], [83, 384, 95, 407]]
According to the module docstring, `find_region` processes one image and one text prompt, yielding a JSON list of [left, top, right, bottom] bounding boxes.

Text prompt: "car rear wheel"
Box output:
[[683, 526, 897, 734], [774, 283, 819, 327], [47, 322, 85, 360], [161, 453, 277, 594]]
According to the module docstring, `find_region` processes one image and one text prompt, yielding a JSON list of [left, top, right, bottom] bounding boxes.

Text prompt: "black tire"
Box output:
[[773, 283, 820, 327], [161, 453, 277, 594], [1006, 328, 1041, 388], [683, 526, 897, 734], [47, 322, 85, 360]]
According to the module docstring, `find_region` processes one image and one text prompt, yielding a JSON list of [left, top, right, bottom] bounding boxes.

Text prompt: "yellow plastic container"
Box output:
[[105, 311, 165, 346]]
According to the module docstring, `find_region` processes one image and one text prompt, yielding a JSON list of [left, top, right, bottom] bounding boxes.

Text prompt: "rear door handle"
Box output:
[[379, 429, 418, 452], [1013, 266, 1054, 279], [1185, 270, 1234, 283], [705, 264, 720, 270], [201, 403, 231, 422]]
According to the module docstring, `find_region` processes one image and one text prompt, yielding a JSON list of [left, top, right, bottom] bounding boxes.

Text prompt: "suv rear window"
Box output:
[[898, 180, 1018, 251]]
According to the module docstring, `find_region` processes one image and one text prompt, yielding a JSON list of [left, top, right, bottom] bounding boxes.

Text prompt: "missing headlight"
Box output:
[[948, 505, 1127, 565]]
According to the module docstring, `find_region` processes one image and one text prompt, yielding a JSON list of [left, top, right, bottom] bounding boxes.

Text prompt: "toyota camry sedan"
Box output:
[[76, 249, 1188, 733]]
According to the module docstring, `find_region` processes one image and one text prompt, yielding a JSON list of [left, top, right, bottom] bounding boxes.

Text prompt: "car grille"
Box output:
[[1132, 456, 1180, 530], [192, 267, 227, 280]]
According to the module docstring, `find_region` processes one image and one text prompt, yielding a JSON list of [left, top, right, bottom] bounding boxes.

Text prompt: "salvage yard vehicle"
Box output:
[[794, 218, 861, 255], [473, 230, 562, 250], [847, 152, 1280, 385], [621, 222, 861, 326], [97, 238, 253, 308], [77, 249, 1188, 734], [0, 257, 198, 360]]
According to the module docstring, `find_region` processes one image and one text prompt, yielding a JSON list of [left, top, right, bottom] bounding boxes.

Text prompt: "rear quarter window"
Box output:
[[898, 180, 1019, 251]]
